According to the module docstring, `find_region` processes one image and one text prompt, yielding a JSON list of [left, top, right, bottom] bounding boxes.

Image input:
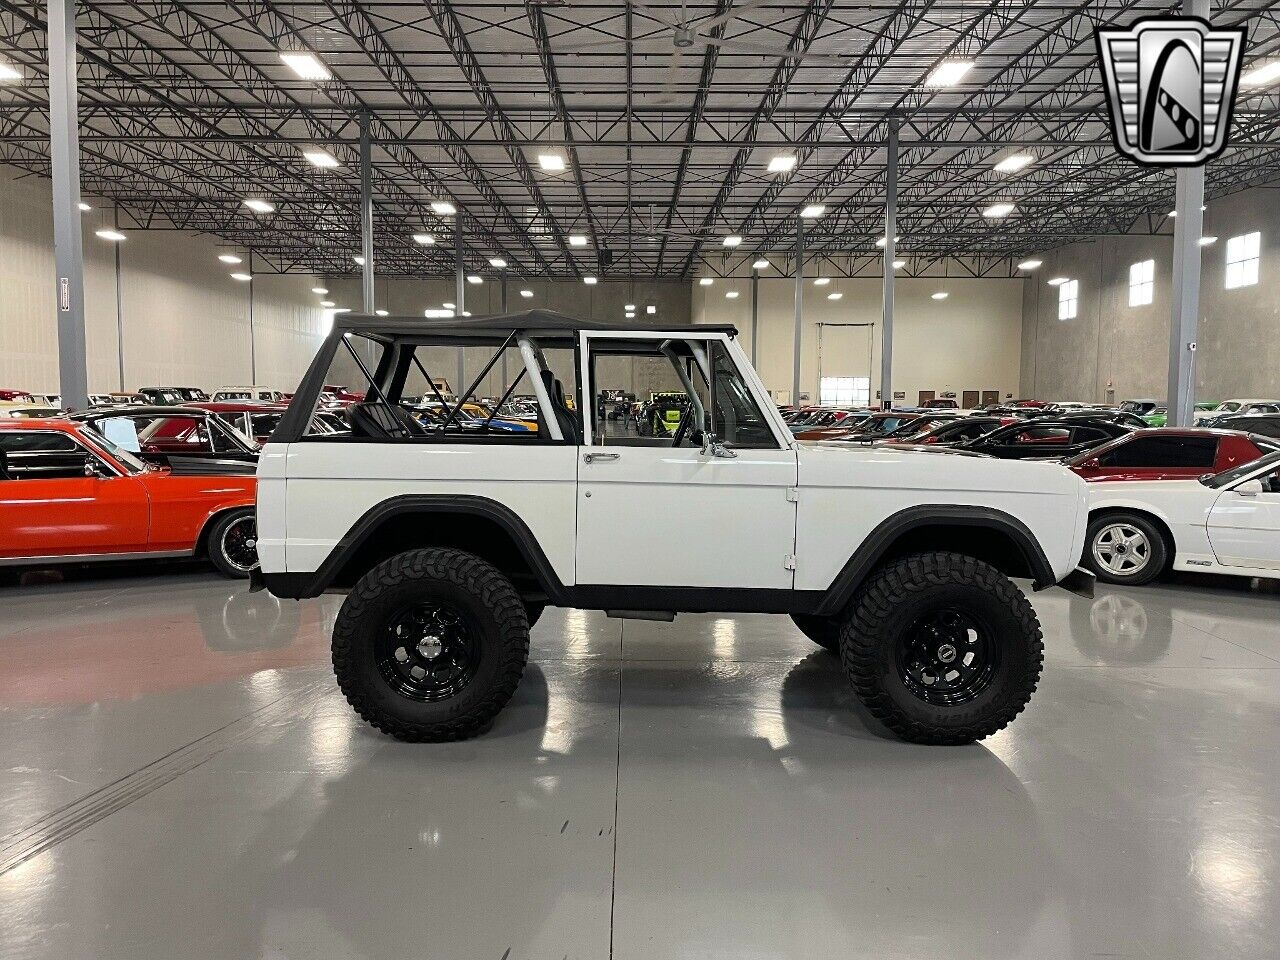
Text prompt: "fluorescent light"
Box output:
[[924, 59, 974, 87], [931, 292, 949, 300], [699, 277, 714, 286], [311, 287, 328, 294], [1047, 276, 1069, 286], [753, 259, 770, 270], [994, 154, 1032, 173], [1168, 210, 1177, 217], [625, 312, 635, 318], [813, 277, 830, 286], [827, 292, 843, 301], [231, 272, 253, 282], [413, 233, 435, 245], [461, 311, 472, 317], [77, 202, 91, 212], [726, 291, 739, 299], [303, 148, 339, 168], [431, 201, 456, 216], [243, 198, 275, 213], [353, 255, 365, 266], [876, 235, 900, 248], [424, 308, 455, 318], [467, 274, 483, 284], [892, 260, 905, 269], [1016, 259, 1042, 271], [569, 233, 588, 247], [218, 254, 242, 264], [583, 276, 598, 285], [95, 229, 126, 242], [1242, 61, 1280, 87], [800, 204, 825, 219], [280, 52, 330, 80], [443, 302, 456, 310], [319, 300, 335, 307], [537, 153, 566, 172], [983, 202, 1016, 218], [646, 305, 656, 315], [333, 308, 351, 313], [1199, 236, 1218, 246], [489, 257, 507, 268], [767, 155, 797, 173], [520, 289, 533, 298], [375, 309, 389, 316], [624, 303, 636, 310], [722, 235, 742, 248], [0, 62, 24, 82]]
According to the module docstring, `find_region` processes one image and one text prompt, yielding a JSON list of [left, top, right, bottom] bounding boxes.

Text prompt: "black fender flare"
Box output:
[[811, 504, 1055, 616], [263, 494, 570, 602]]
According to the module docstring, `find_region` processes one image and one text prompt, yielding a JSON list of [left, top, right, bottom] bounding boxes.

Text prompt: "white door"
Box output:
[[1207, 463, 1280, 571], [575, 332, 797, 589]]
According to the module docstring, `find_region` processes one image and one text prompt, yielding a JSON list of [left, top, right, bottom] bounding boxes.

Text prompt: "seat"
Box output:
[[347, 401, 428, 440], [539, 370, 580, 443]]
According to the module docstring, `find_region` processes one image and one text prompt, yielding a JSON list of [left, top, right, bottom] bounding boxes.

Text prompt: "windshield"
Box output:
[[80, 424, 150, 474], [1201, 450, 1280, 488]]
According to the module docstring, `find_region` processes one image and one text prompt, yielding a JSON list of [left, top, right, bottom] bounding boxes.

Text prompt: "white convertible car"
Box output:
[[1083, 450, 1280, 585]]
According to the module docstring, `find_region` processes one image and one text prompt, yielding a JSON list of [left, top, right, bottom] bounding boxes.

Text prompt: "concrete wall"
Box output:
[[1020, 183, 1280, 403], [0, 165, 329, 397], [694, 275, 1025, 406]]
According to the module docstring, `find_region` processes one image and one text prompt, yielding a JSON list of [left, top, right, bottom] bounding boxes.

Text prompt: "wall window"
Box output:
[[1225, 232, 1260, 289], [1058, 279, 1079, 320], [1129, 259, 1154, 306], [820, 376, 870, 407]]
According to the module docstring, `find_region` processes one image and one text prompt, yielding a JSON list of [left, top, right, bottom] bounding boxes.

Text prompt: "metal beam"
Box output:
[[792, 218, 804, 407]]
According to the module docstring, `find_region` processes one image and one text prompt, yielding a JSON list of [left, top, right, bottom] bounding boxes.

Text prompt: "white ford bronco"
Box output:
[[255, 310, 1092, 745]]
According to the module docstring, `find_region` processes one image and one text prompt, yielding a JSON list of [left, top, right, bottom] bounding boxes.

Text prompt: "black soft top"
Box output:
[[333, 309, 737, 344]]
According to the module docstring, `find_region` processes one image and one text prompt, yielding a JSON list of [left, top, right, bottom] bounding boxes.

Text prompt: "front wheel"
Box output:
[[206, 509, 259, 578], [840, 552, 1043, 745], [332, 548, 530, 741], [1082, 512, 1168, 586]]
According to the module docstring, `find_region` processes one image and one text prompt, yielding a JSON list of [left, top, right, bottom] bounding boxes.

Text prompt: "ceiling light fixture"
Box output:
[[537, 153, 566, 172], [467, 274, 483, 284], [892, 260, 905, 269], [813, 277, 830, 286], [489, 257, 507, 268], [413, 233, 435, 245], [583, 276, 598, 285], [722, 235, 742, 247], [699, 277, 714, 286], [646, 305, 656, 315], [319, 299, 335, 307], [876, 235, 900, 248], [800, 204, 825, 219], [753, 259, 770, 270], [1017, 259, 1042, 271], [77, 202, 91, 212], [375, 309, 389, 317], [0, 61, 24, 82], [1199, 236, 1218, 246], [243, 198, 275, 213], [520, 289, 533, 298], [231, 272, 253, 282], [924, 59, 974, 87], [568, 233, 588, 247], [430, 201, 456, 216], [218, 254, 242, 264], [95, 229, 126, 242], [353, 256, 365, 266], [726, 291, 739, 299], [983, 202, 1016, 218], [994, 154, 1033, 173], [767, 155, 797, 173], [443, 302, 456, 309], [1047, 276, 1069, 287], [302, 148, 339, 168], [1242, 61, 1280, 87], [424, 308, 455, 318], [280, 52, 331, 80], [827, 292, 843, 301], [624, 303, 636, 310], [931, 292, 949, 300], [312, 287, 329, 295]]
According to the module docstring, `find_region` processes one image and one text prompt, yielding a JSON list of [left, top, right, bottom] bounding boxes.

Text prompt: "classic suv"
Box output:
[[1066, 428, 1276, 482], [1082, 451, 1280, 585], [257, 310, 1091, 748], [0, 419, 258, 577]]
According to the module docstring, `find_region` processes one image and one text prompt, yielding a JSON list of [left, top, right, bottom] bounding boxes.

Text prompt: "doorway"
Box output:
[[816, 323, 874, 407], [962, 390, 980, 408]]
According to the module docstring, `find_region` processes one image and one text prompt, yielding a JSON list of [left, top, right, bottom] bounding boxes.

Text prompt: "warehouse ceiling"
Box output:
[[1, 0, 1279, 279]]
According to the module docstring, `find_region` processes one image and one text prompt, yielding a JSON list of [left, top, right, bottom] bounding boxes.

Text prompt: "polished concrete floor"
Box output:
[[1, 564, 1278, 960]]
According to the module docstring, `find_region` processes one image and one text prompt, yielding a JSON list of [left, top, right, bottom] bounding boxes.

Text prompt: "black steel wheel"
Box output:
[[207, 509, 259, 578], [840, 552, 1043, 745], [332, 548, 529, 741]]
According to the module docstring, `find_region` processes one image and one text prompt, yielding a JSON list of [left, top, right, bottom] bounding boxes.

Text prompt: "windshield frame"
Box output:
[[79, 424, 150, 475]]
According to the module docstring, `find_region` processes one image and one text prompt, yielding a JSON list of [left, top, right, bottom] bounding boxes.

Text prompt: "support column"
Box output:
[[750, 270, 759, 365], [48, 0, 88, 410], [881, 115, 899, 411], [248, 253, 257, 383], [360, 112, 375, 314], [1165, 0, 1209, 427], [792, 219, 804, 406], [455, 216, 465, 394], [113, 208, 124, 391]]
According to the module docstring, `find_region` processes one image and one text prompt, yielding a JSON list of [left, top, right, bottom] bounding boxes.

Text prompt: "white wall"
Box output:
[[694, 275, 1025, 405], [0, 165, 328, 396]]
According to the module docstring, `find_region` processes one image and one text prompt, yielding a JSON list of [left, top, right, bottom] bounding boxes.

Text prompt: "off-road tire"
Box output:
[[206, 509, 259, 579], [790, 613, 841, 652], [1082, 511, 1168, 586], [332, 548, 530, 741], [840, 552, 1043, 745]]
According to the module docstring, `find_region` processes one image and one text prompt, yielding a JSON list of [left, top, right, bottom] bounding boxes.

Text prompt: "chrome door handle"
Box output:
[[583, 451, 620, 464]]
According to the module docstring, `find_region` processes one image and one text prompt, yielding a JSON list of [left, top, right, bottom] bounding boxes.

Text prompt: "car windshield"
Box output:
[[79, 424, 150, 474], [1201, 450, 1280, 488]]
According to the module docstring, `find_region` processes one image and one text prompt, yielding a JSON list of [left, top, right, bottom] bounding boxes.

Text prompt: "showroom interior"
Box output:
[[2, 0, 1280, 958]]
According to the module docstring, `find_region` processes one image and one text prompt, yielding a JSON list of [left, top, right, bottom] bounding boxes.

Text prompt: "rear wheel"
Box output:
[[790, 613, 841, 653], [840, 552, 1043, 745], [332, 548, 529, 741], [206, 509, 259, 578], [1083, 512, 1168, 586]]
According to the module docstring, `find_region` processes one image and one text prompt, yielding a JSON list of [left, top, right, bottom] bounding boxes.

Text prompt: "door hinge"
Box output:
[[786, 487, 799, 502], [783, 554, 797, 571]]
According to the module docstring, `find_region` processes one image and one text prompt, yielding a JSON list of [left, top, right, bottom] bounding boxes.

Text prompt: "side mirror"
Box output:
[[1235, 478, 1264, 497]]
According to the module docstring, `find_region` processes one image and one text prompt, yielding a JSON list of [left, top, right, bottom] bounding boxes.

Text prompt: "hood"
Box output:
[[799, 439, 989, 458]]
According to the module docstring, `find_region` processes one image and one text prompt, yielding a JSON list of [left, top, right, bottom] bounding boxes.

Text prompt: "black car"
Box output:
[[70, 405, 258, 469], [1210, 414, 1280, 441], [955, 417, 1133, 460], [888, 416, 1006, 446], [1053, 408, 1149, 429]]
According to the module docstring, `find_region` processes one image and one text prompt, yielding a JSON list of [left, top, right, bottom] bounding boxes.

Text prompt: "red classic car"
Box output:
[[1065, 428, 1277, 482], [0, 419, 258, 577]]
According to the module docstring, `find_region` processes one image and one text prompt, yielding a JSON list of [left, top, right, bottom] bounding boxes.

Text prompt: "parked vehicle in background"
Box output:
[[955, 418, 1132, 460], [320, 384, 365, 405], [1200, 403, 1280, 428], [794, 411, 920, 441], [211, 385, 286, 403], [1082, 451, 1280, 585], [1066, 428, 1276, 482], [1142, 407, 1168, 427], [138, 386, 209, 405], [919, 398, 959, 410], [1194, 398, 1280, 423], [0, 419, 258, 577], [871, 413, 963, 443], [1210, 414, 1280, 441], [0, 389, 35, 402], [882, 416, 1008, 447], [27, 394, 62, 408], [786, 407, 869, 433], [72, 406, 259, 468], [0, 403, 64, 420], [1056, 408, 1150, 429], [108, 392, 147, 405], [1118, 399, 1161, 417]]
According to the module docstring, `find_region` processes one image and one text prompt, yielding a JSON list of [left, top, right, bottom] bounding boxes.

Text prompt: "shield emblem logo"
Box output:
[[1097, 17, 1245, 166]]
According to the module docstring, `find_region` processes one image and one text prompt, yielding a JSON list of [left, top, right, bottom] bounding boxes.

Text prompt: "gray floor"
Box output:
[[1, 566, 1278, 960]]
